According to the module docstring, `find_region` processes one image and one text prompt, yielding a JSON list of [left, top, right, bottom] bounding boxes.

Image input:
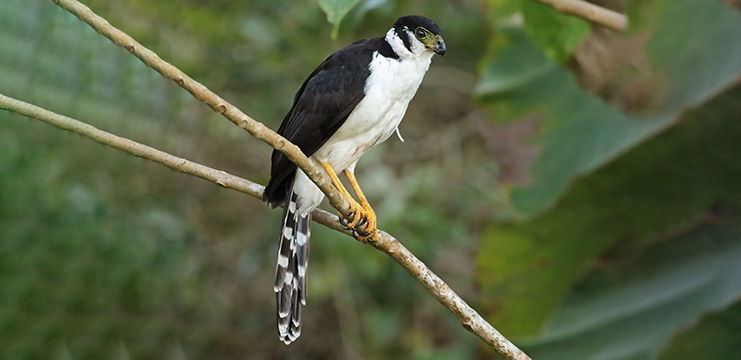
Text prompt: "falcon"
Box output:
[[263, 15, 445, 344]]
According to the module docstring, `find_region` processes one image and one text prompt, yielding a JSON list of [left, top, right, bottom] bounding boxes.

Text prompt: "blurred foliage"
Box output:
[[1, 0, 741, 359], [522, 220, 741, 359], [521, 1, 590, 63], [0, 0, 486, 359], [479, 85, 741, 339], [476, 0, 741, 359], [318, 0, 363, 38], [658, 301, 741, 360], [478, 0, 741, 216], [483, 0, 590, 63]]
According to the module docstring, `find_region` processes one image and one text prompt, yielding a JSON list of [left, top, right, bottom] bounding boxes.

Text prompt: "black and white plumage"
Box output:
[[273, 184, 310, 343], [263, 15, 445, 345]]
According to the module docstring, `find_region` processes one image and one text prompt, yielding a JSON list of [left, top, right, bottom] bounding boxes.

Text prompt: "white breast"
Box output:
[[312, 50, 432, 172], [294, 41, 434, 216]]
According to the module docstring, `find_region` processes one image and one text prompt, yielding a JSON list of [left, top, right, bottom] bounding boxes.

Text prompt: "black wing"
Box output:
[[263, 37, 397, 206]]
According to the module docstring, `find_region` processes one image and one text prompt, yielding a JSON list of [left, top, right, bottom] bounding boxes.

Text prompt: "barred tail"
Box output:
[[274, 186, 311, 345]]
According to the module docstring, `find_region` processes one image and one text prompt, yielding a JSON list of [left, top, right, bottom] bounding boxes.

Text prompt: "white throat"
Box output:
[[385, 28, 434, 62]]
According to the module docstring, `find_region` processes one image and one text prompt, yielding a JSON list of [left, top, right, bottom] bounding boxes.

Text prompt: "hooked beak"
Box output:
[[434, 36, 446, 56]]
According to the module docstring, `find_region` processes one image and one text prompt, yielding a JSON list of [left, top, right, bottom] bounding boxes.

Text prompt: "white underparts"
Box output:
[[293, 28, 434, 216]]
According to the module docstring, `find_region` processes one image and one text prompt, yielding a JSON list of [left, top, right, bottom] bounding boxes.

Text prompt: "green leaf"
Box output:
[[477, 29, 673, 214], [520, 222, 741, 360], [477, 85, 741, 337], [477, 0, 741, 216], [520, 0, 590, 63], [483, 0, 589, 62], [476, 0, 741, 336], [657, 302, 741, 360], [317, 0, 361, 38]]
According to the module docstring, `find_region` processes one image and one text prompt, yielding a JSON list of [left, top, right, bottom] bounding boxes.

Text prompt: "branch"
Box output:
[[530, 0, 628, 31], [41, 1, 532, 359], [1, 92, 529, 360], [0, 93, 344, 234], [49, 0, 351, 219]]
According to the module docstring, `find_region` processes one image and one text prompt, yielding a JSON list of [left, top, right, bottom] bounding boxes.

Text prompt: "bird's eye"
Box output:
[[415, 29, 426, 38]]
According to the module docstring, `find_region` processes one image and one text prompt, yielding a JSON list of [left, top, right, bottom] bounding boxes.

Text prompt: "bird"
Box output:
[[262, 15, 445, 345]]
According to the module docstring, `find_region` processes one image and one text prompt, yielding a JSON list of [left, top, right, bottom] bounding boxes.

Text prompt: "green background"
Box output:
[[1, 0, 740, 359]]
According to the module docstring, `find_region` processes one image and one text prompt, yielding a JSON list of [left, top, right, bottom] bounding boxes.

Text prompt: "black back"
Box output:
[[263, 37, 399, 206]]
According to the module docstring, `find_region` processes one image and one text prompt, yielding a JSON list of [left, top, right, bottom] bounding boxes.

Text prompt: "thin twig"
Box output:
[[43, 1, 532, 358], [0, 94, 352, 235], [530, 0, 627, 31], [0, 93, 343, 231]]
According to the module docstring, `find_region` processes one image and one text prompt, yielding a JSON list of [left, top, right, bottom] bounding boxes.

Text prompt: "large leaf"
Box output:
[[476, 0, 741, 337], [477, 0, 741, 216], [519, 222, 741, 360], [478, 28, 674, 215], [657, 302, 741, 360], [477, 85, 741, 338]]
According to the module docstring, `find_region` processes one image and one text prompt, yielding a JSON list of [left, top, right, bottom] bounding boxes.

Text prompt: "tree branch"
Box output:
[[0, 93, 344, 234], [530, 0, 628, 31], [1, 92, 530, 360], [49, 0, 352, 219], [35, 1, 532, 359]]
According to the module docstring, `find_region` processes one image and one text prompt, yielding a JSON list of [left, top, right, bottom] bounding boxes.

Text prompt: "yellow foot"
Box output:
[[340, 203, 377, 243], [340, 199, 364, 228]]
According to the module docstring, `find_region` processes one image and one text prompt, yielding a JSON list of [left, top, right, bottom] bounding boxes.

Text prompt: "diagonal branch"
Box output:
[[49, 0, 351, 218], [529, 0, 628, 31], [41, 1, 532, 359], [1, 92, 529, 360]]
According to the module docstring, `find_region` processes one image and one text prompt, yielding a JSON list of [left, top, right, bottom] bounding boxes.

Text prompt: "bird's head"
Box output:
[[392, 15, 446, 57]]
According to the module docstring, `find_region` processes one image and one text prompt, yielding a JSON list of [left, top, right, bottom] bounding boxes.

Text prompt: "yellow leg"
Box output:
[[320, 162, 364, 229], [343, 169, 377, 242]]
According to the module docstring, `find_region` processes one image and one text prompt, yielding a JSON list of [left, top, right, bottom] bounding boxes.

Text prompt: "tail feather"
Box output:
[[275, 187, 310, 345]]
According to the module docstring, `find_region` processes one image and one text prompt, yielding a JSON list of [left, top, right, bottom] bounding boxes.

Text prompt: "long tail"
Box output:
[[274, 185, 311, 345]]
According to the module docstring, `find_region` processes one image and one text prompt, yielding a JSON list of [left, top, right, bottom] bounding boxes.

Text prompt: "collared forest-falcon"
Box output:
[[263, 15, 445, 345]]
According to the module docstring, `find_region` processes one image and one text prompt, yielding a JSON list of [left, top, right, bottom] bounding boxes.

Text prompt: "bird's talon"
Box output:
[[347, 204, 365, 228], [354, 230, 377, 243], [355, 228, 371, 237], [338, 213, 351, 230]]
